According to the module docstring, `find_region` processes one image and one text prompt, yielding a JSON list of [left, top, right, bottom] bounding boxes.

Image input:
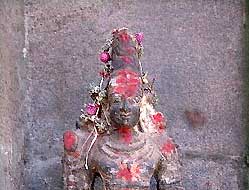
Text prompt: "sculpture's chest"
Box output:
[[91, 136, 161, 189]]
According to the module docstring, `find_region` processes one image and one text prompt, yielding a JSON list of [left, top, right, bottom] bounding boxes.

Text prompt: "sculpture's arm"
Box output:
[[62, 129, 92, 190], [157, 139, 183, 190]]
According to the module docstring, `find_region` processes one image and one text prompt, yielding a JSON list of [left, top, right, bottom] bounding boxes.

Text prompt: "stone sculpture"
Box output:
[[62, 28, 182, 190]]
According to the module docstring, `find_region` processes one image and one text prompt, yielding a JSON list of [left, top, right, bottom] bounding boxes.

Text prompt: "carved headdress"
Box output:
[[78, 28, 164, 134]]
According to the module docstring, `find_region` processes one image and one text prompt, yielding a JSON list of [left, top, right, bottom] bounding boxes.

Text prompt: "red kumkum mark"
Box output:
[[118, 126, 132, 144], [151, 112, 164, 123], [121, 56, 132, 64], [117, 69, 138, 76], [116, 162, 141, 182], [126, 47, 136, 54], [68, 151, 80, 158], [116, 77, 139, 84], [151, 112, 166, 133], [161, 139, 176, 155], [157, 124, 165, 133], [63, 130, 77, 151], [113, 69, 140, 98], [113, 84, 139, 98], [117, 166, 132, 181]]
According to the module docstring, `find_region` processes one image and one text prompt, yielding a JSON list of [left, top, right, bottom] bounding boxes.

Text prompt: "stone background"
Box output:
[[0, 0, 247, 190], [0, 1, 25, 190]]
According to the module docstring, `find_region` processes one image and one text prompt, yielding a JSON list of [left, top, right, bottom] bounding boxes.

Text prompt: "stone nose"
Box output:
[[120, 99, 130, 113]]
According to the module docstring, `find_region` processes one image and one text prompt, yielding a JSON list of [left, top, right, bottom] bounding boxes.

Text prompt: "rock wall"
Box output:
[[22, 0, 246, 189], [0, 1, 25, 190]]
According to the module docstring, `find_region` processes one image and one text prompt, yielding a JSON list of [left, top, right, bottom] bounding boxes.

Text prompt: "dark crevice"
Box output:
[[242, 0, 249, 189]]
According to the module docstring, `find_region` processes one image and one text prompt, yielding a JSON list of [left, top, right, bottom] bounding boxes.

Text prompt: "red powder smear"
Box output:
[[157, 124, 165, 133], [118, 126, 133, 144], [161, 139, 176, 155], [119, 33, 130, 42], [116, 77, 139, 84], [117, 69, 138, 76], [63, 130, 77, 151], [113, 69, 140, 98], [117, 166, 133, 181], [114, 85, 138, 98], [151, 112, 166, 133], [68, 151, 80, 158], [126, 47, 136, 54], [116, 163, 141, 182], [121, 56, 132, 64], [130, 163, 141, 178], [151, 112, 164, 124]]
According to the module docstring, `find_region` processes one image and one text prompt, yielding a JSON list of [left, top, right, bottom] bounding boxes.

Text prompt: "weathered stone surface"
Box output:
[[182, 158, 241, 190], [23, 0, 245, 189], [0, 1, 25, 190]]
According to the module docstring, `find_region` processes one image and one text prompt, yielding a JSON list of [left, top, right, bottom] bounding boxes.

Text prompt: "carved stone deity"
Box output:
[[62, 28, 183, 190]]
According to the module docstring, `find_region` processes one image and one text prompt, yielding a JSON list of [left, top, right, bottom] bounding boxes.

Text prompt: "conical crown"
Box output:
[[110, 28, 141, 72]]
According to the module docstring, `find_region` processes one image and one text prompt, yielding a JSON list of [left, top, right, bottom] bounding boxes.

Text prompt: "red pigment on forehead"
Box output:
[[112, 69, 140, 98], [117, 69, 139, 76]]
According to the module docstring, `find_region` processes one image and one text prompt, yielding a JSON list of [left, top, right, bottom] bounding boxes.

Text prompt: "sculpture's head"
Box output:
[[105, 28, 144, 129], [79, 27, 160, 134], [108, 69, 142, 128]]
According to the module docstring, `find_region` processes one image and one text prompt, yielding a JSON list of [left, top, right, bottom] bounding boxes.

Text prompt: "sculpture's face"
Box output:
[[108, 68, 141, 128], [109, 93, 140, 128]]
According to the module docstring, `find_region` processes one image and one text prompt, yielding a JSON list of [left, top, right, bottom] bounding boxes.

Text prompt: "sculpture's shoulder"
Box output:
[[63, 124, 95, 160], [154, 133, 183, 188], [63, 127, 94, 189]]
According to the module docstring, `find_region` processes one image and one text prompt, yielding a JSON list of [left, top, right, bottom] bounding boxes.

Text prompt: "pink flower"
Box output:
[[86, 103, 99, 115], [100, 52, 110, 63], [135, 32, 144, 44]]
